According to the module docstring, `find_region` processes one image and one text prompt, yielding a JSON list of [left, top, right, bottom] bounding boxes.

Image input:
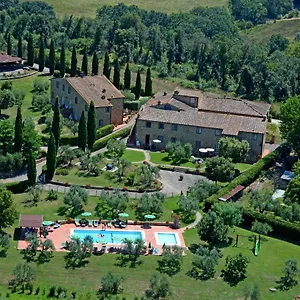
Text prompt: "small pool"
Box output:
[[157, 233, 180, 246], [71, 229, 144, 244]]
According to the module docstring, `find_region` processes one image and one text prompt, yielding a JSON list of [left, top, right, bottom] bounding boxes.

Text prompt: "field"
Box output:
[[20, 0, 228, 17], [0, 220, 299, 299], [241, 19, 300, 43]]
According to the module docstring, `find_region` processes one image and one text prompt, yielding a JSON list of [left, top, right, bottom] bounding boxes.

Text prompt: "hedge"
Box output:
[[205, 143, 290, 209], [95, 124, 114, 140], [243, 208, 300, 242], [92, 126, 132, 151], [124, 100, 141, 111], [4, 180, 32, 194]]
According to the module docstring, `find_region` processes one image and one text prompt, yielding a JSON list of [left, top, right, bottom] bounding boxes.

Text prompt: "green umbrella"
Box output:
[[81, 212, 92, 217], [144, 214, 156, 220], [118, 212, 129, 218], [42, 221, 53, 226], [70, 234, 80, 240]]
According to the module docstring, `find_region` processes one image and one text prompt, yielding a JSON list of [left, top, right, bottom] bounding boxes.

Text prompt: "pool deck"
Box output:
[[17, 224, 186, 255]]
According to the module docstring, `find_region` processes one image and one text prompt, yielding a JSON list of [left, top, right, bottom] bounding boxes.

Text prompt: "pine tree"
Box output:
[[60, 43, 66, 77], [70, 45, 77, 77], [46, 133, 56, 180], [145, 67, 152, 96], [27, 149, 36, 184], [78, 111, 87, 150], [87, 101, 96, 149], [6, 32, 11, 55], [17, 36, 22, 58], [134, 69, 142, 99], [51, 97, 60, 152], [81, 46, 88, 75], [124, 63, 131, 90], [38, 36, 45, 72], [113, 57, 120, 89], [103, 52, 110, 79], [92, 52, 99, 75], [27, 34, 34, 67], [14, 106, 23, 152], [49, 39, 55, 75]]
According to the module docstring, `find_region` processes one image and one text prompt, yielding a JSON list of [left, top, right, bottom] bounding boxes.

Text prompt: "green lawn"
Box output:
[[20, 0, 228, 17], [121, 149, 146, 162], [150, 152, 196, 168], [1, 218, 299, 299], [235, 163, 252, 172]]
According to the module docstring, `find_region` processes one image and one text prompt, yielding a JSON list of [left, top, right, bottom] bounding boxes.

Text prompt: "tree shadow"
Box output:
[[186, 269, 213, 281], [20, 249, 36, 263], [64, 254, 90, 269], [0, 249, 8, 258], [115, 254, 142, 268]]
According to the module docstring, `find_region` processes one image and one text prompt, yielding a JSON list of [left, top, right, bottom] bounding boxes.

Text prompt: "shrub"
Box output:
[[46, 189, 58, 201], [124, 100, 141, 111], [95, 124, 114, 140], [0, 153, 24, 174], [55, 168, 69, 176], [92, 126, 132, 151]]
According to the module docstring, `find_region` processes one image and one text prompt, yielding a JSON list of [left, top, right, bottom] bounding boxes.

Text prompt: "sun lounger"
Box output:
[[93, 220, 98, 227], [74, 217, 80, 227], [88, 220, 93, 227]]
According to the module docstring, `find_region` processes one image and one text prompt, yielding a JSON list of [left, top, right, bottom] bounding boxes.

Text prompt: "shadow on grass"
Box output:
[[64, 255, 90, 269], [115, 254, 143, 268]]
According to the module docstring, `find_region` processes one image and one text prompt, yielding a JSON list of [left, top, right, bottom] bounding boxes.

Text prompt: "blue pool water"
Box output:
[[72, 229, 143, 244], [157, 233, 178, 245]]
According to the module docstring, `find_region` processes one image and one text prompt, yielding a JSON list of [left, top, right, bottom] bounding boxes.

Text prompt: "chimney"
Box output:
[[102, 89, 106, 93], [158, 100, 161, 105], [163, 91, 167, 96]]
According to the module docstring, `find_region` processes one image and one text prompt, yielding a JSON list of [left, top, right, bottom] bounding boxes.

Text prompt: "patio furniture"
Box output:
[[93, 220, 99, 227], [74, 217, 80, 227], [88, 220, 93, 227], [53, 224, 60, 229]]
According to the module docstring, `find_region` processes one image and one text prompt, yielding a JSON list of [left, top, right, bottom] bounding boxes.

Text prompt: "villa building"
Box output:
[[129, 88, 270, 162], [50, 75, 125, 127]]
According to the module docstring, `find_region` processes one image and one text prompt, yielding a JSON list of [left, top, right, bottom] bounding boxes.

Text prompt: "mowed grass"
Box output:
[[20, 0, 228, 17], [150, 152, 196, 168], [241, 19, 300, 43], [0, 221, 299, 299], [121, 149, 145, 162]]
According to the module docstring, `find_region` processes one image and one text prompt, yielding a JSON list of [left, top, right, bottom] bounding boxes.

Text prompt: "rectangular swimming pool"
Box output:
[[71, 229, 144, 244], [156, 233, 180, 246]]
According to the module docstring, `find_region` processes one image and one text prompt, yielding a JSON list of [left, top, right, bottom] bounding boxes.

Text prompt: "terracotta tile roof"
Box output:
[[65, 76, 124, 108], [0, 54, 22, 64], [173, 87, 202, 98], [199, 95, 270, 117], [219, 185, 244, 201], [19, 214, 43, 228], [138, 105, 267, 134]]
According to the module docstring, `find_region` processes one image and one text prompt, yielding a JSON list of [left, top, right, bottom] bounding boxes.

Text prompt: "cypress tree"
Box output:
[[145, 67, 152, 96], [103, 52, 110, 79], [6, 32, 11, 55], [27, 34, 34, 66], [70, 45, 77, 77], [49, 39, 55, 75], [46, 133, 56, 180], [81, 46, 88, 75], [93, 27, 101, 51], [78, 111, 87, 151], [38, 36, 45, 72], [17, 36, 22, 58], [51, 97, 60, 152], [14, 105, 23, 152], [92, 52, 99, 75], [134, 69, 141, 99], [124, 63, 131, 90], [113, 57, 120, 89], [87, 101, 96, 149], [27, 149, 36, 184], [60, 43, 66, 77]]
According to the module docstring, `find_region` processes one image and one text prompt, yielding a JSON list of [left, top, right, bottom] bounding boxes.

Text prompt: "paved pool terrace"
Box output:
[[18, 224, 186, 254]]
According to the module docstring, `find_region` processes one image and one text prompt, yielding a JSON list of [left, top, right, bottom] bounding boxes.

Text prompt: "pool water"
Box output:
[[157, 233, 178, 245], [72, 229, 143, 244]]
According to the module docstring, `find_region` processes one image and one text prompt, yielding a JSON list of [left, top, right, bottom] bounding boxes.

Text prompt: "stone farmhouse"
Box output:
[[50, 75, 124, 128], [129, 88, 270, 162]]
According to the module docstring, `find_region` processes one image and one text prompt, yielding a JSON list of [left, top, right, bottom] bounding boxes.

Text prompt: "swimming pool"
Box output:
[[70, 229, 144, 244], [156, 233, 180, 246]]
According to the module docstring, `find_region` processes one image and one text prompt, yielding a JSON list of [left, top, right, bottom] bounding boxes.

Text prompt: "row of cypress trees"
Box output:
[[46, 98, 96, 180]]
